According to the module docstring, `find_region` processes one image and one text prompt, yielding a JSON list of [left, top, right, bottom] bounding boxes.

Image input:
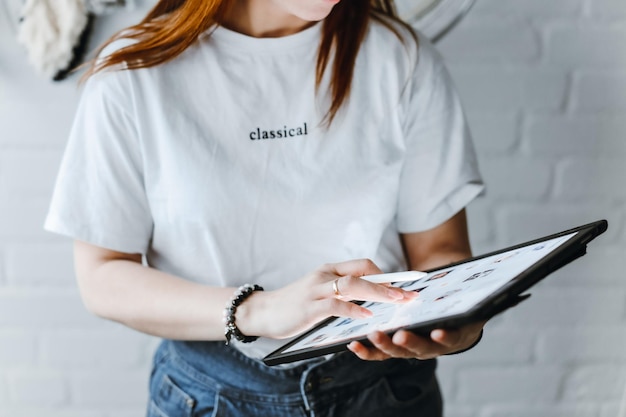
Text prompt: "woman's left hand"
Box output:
[[348, 210, 487, 361], [347, 320, 486, 360]]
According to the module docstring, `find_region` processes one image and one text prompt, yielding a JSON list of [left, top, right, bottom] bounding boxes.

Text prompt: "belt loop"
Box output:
[[299, 364, 317, 412]]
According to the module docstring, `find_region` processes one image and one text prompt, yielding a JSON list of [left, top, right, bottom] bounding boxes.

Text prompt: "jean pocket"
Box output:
[[149, 374, 196, 417], [211, 394, 307, 417], [380, 373, 442, 413]]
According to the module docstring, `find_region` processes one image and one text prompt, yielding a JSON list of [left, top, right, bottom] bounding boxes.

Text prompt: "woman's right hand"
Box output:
[[236, 259, 418, 340]]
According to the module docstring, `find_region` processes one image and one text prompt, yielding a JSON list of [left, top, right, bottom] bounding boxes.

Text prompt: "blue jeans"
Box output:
[[147, 340, 442, 417]]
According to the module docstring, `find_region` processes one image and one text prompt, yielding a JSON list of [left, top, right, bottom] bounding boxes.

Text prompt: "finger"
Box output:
[[430, 328, 462, 348], [309, 298, 373, 321], [347, 341, 390, 361], [366, 331, 415, 358], [317, 275, 416, 302], [329, 258, 383, 278], [431, 321, 486, 350], [391, 330, 447, 359]]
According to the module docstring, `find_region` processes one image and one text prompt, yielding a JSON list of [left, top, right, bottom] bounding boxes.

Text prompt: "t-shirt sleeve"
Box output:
[[396, 34, 484, 233], [44, 71, 153, 254]]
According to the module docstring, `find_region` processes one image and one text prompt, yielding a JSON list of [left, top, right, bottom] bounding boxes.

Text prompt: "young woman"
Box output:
[[46, 0, 486, 415]]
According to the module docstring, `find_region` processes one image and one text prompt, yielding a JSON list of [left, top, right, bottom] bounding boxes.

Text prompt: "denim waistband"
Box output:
[[164, 340, 436, 396]]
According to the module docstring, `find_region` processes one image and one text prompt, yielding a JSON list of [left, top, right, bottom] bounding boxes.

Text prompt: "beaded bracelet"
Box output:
[[223, 284, 264, 346]]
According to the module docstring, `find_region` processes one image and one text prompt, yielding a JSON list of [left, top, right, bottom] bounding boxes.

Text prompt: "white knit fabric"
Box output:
[[17, 0, 89, 78]]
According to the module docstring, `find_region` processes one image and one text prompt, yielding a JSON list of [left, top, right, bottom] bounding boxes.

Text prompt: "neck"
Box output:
[[220, 0, 316, 38]]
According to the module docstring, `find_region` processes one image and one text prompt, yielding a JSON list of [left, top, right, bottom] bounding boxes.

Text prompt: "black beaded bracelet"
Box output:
[[223, 284, 264, 346]]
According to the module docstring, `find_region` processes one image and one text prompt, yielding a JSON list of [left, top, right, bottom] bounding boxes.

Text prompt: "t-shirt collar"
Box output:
[[202, 21, 322, 54]]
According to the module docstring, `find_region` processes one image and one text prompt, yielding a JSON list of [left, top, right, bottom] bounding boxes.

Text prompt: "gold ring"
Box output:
[[332, 278, 342, 299]]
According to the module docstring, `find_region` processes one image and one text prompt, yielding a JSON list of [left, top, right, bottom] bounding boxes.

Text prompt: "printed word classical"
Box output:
[[249, 123, 308, 140]]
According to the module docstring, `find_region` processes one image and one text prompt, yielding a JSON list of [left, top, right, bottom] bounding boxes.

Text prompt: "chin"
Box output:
[[298, 1, 340, 22]]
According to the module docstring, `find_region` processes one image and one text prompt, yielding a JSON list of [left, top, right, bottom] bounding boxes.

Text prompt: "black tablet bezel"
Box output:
[[263, 219, 608, 366]]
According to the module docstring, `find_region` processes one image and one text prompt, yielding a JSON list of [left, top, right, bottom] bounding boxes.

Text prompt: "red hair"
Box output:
[[85, 0, 416, 124]]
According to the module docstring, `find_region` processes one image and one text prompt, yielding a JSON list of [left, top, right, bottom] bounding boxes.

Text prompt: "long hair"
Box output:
[[84, 0, 416, 124]]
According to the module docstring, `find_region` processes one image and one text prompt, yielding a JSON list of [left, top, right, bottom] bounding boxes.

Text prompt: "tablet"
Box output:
[[263, 219, 608, 366]]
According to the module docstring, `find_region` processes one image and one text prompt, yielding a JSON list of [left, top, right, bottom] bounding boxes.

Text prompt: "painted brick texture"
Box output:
[[436, 0, 626, 414]]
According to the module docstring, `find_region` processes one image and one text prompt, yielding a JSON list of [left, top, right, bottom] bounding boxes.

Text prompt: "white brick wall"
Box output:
[[480, 404, 599, 417], [1, 0, 625, 415], [455, 366, 563, 403], [525, 115, 626, 156], [0, 331, 37, 367], [436, 0, 626, 415], [548, 26, 626, 68], [9, 372, 69, 408], [472, 0, 585, 17], [0, 4, 157, 415]]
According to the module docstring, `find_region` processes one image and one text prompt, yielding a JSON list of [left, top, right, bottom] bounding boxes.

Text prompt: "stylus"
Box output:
[[361, 270, 427, 284]]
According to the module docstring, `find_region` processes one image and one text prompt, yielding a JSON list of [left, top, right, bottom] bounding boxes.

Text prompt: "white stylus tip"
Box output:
[[361, 271, 427, 284]]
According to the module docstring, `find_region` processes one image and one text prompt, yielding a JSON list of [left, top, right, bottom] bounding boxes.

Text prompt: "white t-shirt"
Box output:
[[45, 19, 484, 359]]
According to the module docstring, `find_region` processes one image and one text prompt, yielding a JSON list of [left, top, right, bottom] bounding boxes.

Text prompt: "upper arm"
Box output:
[[74, 240, 142, 300], [74, 240, 142, 272], [400, 209, 472, 271]]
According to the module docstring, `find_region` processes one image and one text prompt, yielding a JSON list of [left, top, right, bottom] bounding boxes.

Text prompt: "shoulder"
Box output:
[[96, 36, 139, 66], [80, 38, 140, 107], [101, 37, 137, 55], [363, 16, 445, 73], [365, 17, 417, 58], [360, 16, 450, 96]]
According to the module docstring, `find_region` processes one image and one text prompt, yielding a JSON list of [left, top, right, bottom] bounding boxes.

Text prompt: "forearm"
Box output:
[[75, 242, 414, 343], [402, 210, 473, 271], [78, 257, 234, 341]]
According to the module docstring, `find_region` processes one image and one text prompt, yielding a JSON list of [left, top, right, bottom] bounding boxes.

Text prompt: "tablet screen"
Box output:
[[281, 231, 578, 353]]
